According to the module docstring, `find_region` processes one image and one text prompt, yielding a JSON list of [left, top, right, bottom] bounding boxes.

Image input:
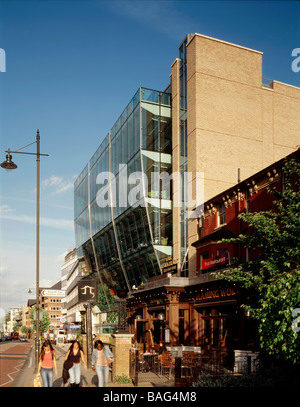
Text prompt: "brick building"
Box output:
[[127, 150, 299, 366]]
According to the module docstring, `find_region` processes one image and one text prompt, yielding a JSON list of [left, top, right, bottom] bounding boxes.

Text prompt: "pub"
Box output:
[[126, 151, 297, 368]]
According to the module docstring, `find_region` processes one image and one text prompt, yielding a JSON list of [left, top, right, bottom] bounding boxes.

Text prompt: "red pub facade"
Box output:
[[127, 150, 299, 366]]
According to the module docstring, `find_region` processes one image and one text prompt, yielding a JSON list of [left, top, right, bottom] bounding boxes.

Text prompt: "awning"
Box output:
[[194, 299, 237, 309], [147, 305, 166, 313]]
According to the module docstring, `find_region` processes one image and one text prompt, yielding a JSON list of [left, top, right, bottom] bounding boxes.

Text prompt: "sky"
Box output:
[[0, 0, 299, 316]]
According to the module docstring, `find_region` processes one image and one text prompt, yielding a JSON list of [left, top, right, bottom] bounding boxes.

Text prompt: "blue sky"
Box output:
[[0, 0, 299, 315]]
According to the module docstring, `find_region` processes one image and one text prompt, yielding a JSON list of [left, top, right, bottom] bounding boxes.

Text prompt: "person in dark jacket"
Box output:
[[64, 340, 87, 387], [158, 340, 167, 355], [62, 351, 73, 385]]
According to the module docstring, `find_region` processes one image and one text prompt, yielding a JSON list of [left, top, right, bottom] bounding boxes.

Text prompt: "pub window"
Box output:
[[245, 247, 249, 262], [179, 309, 189, 345], [217, 248, 228, 258], [218, 202, 226, 226], [282, 172, 286, 193], [213, 318, 220, 347], [200, 251, 209, 271], [203, 317, 210, 345], [198, 215, 204, 238], [246, 189, 251, 213]]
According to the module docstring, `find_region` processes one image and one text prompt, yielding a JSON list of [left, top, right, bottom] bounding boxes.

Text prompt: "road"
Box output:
[[0, 340, 33, 387]]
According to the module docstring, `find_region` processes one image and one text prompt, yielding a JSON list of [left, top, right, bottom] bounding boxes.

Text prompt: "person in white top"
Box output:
[[91, 340, 113, 387]]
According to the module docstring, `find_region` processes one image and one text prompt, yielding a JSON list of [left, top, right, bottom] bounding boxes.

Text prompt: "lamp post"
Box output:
[[116, 289, 129, 333], [1, 130, 49, 369]]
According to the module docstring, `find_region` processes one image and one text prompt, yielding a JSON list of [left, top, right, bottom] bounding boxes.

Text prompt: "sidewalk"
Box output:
[[14, 342, 176, 388]]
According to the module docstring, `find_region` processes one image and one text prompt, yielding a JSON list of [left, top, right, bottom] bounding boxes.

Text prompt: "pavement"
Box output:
[[12, 341, 177, 388]]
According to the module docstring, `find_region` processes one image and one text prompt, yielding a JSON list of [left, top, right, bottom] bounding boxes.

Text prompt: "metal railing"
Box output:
[[262, 78, 273, 89], [129, 348, 262, 386]]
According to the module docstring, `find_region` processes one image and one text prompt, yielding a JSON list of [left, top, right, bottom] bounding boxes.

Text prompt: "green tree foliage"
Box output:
[[29, 306, 50, 332], [216, 153, 300, 363], [97, 284, 117, 310]]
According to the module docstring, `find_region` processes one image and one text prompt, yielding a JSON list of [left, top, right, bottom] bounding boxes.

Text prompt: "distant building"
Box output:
[[8, 307, 20, 333], [41, 281, 65, 337], [63, 248, 81, 326], [61, 248, 77, 320]]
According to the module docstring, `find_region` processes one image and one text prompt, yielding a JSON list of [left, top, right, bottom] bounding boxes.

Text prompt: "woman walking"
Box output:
[[65, 340, 87, 387], [91, 340, 113, 387], [37, 340, 58, 387]]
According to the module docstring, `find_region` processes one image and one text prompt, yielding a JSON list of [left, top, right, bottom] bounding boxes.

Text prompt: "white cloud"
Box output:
[[0, 254, 8, 276], [0, 195, 73, 210], [0, 265, 8, 275], [42, 175, 63, 187], [0, 248, 66, 313], [55, 251, 68, 265], [0, 212, 74, 230], [0, 204, 15, 213], [42, 175, 76, 195]]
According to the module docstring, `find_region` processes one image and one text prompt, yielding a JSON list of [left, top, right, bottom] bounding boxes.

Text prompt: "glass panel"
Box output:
[[141, 102, 160, 151], [160, 107, 172, 154], [121, 125, 128, 164], [133, 105, 140, 154], [127, 113, 134, 160], [74, 208, 90, 248]]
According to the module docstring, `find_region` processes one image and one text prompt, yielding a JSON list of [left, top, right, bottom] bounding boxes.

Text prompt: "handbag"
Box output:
[[34, 374, 42, 387]]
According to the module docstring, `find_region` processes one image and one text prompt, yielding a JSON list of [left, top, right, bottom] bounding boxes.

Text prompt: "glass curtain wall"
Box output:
[[74, 87, 172, 301]]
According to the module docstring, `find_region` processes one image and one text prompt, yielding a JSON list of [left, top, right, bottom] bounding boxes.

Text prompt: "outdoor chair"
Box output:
[[137, 351, 146, 372], [181, 352, 196, 377], [159, 353, 171, 377]]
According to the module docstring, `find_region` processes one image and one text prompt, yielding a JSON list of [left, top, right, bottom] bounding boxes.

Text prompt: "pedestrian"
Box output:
[[158, 340, 167, 355], [65, 340, 87, 387], [91, 340, 113, 387], [37, 340, 58, 387]]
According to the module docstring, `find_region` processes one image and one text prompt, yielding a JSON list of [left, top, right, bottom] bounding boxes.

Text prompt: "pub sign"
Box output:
[[78, 280, 97, 303]]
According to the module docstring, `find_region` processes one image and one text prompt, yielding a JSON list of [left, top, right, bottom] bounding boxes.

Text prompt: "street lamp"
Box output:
[[1, 130, 49, 369], [116, 289, 129, 333]]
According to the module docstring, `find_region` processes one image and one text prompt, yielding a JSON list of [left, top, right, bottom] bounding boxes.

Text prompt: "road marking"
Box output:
[[0, 361, 24, 387], [0, 354, 26, 359]]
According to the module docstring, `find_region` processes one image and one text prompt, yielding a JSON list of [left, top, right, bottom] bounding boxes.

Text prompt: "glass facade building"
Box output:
[[179, 36, 189, 277], [74, 88, 172, 298]]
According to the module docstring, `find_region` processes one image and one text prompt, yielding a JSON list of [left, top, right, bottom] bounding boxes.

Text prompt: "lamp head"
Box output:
[[0, 150, 17, 171]]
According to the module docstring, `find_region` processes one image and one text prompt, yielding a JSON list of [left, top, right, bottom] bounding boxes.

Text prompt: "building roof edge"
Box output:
[[188, 33, 263, 55]]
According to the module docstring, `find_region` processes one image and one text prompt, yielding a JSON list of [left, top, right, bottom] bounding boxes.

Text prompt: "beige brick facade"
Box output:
[[112, 333, 134, 381], [171, 58, 181, 266], [171, 33, 300, 277]]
